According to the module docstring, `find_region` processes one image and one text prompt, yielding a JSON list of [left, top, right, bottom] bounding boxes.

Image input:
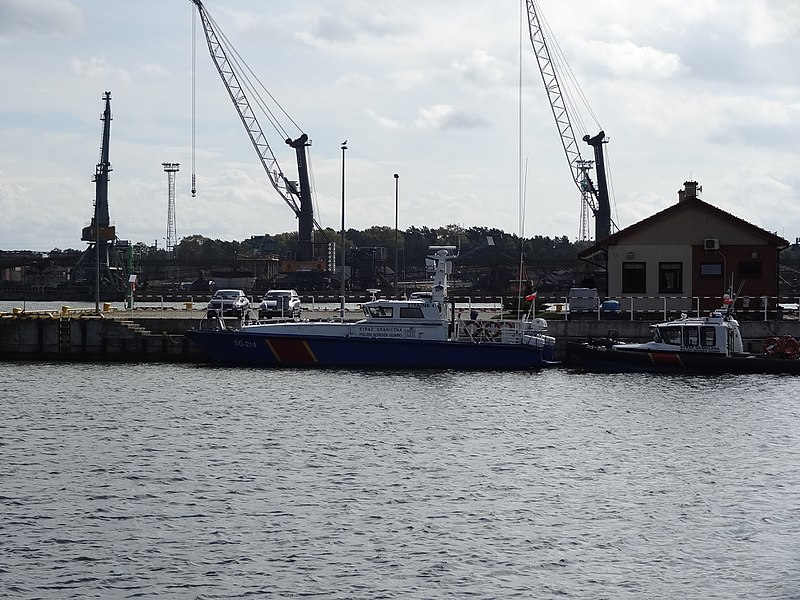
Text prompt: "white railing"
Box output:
[[551, 295, 800, 322]]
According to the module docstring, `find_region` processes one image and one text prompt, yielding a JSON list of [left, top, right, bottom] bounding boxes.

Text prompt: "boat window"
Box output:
[[661, 326, 682, 345], [399, 307, 424, 319], [368, 306, 394, 318], [683, 326, 700, 347], [700, 326, 716, 347], [650, 326, 660, 342]]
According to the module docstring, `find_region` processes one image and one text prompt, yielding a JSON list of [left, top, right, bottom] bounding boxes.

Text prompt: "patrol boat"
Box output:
[[186, 246, 555, 369], [567, 299, 800, 374]]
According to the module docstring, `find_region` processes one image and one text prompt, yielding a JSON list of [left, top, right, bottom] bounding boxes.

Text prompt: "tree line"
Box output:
[[164, 225, 592, 271]]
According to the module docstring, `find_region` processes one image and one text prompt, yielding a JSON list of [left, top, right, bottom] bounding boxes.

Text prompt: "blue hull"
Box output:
[[186, 329, 551, 370]]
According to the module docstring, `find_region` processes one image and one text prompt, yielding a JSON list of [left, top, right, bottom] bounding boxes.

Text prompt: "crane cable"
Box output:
[[532, 0, 600, 136], [203, 9, 301, 141], [191, 2, 325, 229], [191, 4, 196, 196], [532, 0, 618, 233]]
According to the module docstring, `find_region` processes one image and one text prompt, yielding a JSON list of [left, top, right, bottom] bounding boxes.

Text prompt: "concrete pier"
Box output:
[[1, 308, 798, 364], [0, 309, 207, 363]]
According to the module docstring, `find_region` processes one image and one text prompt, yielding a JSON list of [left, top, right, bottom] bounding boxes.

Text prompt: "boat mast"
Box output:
[[427, 246, 457, 306]]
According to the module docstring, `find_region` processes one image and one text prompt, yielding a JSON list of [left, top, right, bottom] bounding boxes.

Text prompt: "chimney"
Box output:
[[682, 180, 699, 201]]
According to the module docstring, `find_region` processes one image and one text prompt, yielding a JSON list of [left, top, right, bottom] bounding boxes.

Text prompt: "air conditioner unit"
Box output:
[[704, 238, 720, 250]]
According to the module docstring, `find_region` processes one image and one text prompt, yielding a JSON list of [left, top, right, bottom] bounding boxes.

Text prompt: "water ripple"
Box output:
[[1, 364, 799, 598]]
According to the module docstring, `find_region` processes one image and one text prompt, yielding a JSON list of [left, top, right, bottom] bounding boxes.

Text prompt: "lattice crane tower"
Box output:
[[163, 162, 180, 252]]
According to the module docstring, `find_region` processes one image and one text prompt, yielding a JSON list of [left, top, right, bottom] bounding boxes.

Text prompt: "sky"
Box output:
[[1, 0, 799, 252]]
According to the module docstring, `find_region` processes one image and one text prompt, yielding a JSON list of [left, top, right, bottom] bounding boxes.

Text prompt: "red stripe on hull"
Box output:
[[266, 338, 318, 364], [648, 352, 684, 367]]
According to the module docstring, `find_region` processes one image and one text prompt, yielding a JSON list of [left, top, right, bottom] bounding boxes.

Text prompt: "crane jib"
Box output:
[[190, 0, 317, 262]]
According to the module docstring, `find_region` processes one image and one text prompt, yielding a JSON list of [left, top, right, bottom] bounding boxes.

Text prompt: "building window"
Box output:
[[699, 263, 723, 277], [659, 262, 683, 294], [621, 262, 646, 294], [739, 261, 762, 279]]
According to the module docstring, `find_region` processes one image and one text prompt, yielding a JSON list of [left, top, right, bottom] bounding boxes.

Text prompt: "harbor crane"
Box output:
[[190, 0, 319, 263], [70, 91, 128, 302], [524, 0, 613, 241]]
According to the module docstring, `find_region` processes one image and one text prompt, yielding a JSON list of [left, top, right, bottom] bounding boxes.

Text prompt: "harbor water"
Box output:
[[1, 363, 799, 599]]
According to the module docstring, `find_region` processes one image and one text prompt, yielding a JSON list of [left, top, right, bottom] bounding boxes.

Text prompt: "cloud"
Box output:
[[414, 105, 488, 131], [0, 0, 83, 42], [366, 109, 400, 130], [735, 0, 800, 47], [136, 63, 169, 78], [71, 56, 130, 83], [367, 104, 489, 131], [579, 40, 685, 80], [453, 50, 515, 88], [303, 5, 402, 45]]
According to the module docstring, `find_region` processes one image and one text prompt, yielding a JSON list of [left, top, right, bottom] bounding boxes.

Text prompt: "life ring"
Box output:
[[762, 337, 780, 355], [763, 335, 800, 359], [464, 321, 482, 337], [484, 322, 501, 339]]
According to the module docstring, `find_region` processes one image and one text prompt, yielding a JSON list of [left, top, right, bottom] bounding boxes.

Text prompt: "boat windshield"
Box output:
[[367, 306, 394, 318], [659, 326, 682, 345]]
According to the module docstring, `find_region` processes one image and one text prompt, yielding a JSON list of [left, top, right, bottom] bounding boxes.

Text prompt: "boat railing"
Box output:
[[454, 317, 540, 343]]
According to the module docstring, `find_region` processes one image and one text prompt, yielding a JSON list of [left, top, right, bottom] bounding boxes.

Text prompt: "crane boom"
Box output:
[[190, 0, 315, 261], [524, 0, 611, 240]]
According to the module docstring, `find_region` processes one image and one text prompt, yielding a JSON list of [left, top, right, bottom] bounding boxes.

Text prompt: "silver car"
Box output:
[[259, 289, 301, 319], [206, 289, 251, 318]]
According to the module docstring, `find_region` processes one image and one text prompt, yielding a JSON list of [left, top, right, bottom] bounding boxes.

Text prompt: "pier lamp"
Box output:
[[340, 140, 347, 319], [394, 173, 399, 299]]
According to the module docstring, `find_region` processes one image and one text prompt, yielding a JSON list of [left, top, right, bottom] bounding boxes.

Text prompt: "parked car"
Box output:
[[258, 289, 301, 319], [206, 289, 251, 318], [567, 287, 599, 313]]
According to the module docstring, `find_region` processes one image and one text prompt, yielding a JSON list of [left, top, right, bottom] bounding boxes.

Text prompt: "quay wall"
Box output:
[[2, 310, 799, 363], [0, 314, 205, 363]]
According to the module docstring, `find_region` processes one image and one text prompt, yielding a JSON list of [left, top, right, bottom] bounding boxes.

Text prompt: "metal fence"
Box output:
[[550, 294, 800, 322]]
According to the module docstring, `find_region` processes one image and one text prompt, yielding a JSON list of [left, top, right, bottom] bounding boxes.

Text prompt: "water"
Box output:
[[1, 364, 799, 599]]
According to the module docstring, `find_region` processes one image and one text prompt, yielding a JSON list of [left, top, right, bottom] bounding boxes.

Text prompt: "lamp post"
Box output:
[[393, 173, 399, 299], [340, 140, 347, 319]]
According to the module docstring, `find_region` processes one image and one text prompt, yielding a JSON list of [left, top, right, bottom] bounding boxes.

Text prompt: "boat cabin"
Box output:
[[362, 299, 441, 322], [643, 312, 744, 356]]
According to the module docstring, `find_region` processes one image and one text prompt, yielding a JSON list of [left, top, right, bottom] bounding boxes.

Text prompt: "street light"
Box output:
[[340, 140, 347, 319], [394, 173, 399, 299]]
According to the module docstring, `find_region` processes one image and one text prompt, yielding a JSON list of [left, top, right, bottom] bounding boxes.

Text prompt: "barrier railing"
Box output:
[[548, 295, 800, 322]]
